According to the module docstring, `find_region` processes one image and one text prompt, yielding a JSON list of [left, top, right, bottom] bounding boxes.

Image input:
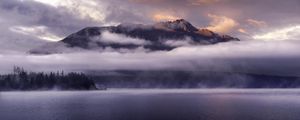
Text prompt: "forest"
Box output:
[[0, 67, 96, 91], [2, 67, 300, 91]]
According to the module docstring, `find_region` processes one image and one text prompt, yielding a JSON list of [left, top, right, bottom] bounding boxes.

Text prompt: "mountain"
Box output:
[[30, 19, 239, 54]]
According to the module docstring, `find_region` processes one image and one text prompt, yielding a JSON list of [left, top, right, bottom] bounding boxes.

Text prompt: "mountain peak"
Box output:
[[154, 19, 198, 32]]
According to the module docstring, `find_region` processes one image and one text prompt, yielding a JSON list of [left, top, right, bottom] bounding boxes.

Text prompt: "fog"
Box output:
[[0, 39, 299, 76], [93, 31, 150, 45]]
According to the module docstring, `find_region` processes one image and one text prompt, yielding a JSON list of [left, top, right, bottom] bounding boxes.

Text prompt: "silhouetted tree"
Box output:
[[0, 67, 96, 91]]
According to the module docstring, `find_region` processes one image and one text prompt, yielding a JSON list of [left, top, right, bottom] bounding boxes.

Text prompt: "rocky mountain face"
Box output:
[[30, 19, 239, 54]]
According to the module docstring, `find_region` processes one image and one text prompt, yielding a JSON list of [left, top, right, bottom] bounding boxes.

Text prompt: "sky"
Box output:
[[0, 0, 299, 46], [0, 0, 300, 75]]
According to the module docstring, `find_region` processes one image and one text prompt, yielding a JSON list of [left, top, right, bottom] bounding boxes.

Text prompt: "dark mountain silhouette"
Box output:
[[30, 19, 239, 54]]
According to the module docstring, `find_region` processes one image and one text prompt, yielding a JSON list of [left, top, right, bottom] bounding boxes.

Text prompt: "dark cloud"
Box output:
[[0, 0, 102, 52], [0, 0, 103, 35]]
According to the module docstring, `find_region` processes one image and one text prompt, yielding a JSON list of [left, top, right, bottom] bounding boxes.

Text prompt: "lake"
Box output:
[[1, 89, 300, 120]]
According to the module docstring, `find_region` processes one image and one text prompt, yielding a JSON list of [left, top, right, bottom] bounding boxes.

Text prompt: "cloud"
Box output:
[[0, 39, 300, 76], [9, 25, 63, 41], [247, 19, 267, 28], [253, 25, 300, 41], [0, 0, 107, 52], [206, 14, 239, 33], [152, 13, 180, 22], [32, 0, 106, 22], [29, 31, 155, 54], [93, 31, 150, 45], [238, 28, 249, 34], [163, 37, 194, 47]]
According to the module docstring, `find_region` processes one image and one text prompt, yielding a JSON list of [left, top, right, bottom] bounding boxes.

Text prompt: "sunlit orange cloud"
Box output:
[[206, 14, 239, 33], [152, 13, 180, 21], [247, 19, 267, 27], [238, 28, 249, 34]]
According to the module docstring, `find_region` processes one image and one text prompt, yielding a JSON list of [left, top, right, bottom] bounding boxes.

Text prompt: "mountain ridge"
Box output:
[[30, 19, 240, 54]]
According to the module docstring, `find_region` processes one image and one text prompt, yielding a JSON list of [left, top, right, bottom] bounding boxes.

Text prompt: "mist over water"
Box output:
[[1, 89, 300, 120]]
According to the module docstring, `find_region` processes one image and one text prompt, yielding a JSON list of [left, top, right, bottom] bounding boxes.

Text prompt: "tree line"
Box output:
[[0, 67, 96, 91]]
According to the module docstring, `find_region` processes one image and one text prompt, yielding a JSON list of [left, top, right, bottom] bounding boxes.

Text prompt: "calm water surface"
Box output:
[[1, 89, 300, 120]]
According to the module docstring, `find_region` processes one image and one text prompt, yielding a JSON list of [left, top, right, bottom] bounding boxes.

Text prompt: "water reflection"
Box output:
[[1, 89, 300, 120]]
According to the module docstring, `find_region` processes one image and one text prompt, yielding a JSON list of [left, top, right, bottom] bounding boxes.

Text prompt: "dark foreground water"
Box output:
[[1, 89, 300, 120]]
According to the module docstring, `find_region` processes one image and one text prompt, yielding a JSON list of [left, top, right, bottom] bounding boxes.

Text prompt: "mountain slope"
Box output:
[[30, 19, 239, 54]]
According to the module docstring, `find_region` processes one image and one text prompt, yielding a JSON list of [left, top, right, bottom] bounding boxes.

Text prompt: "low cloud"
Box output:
[[0, 39, 300, 77], [163, 37, 194, 47], [247, 19, 267, 28], [10, 25, 63, 41], [93, 31, 150, 45], [253, 25, 300, 41]]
